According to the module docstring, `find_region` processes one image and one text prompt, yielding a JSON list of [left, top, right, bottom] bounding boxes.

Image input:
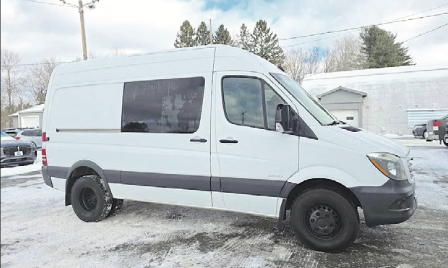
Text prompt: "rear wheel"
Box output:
[[107, 198, 124, 217], [71, 175, 112, 222], [290, 188, 359, 252]]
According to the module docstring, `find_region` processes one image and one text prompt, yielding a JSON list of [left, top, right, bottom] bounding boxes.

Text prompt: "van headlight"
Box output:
[[367, 153, 408, 181]]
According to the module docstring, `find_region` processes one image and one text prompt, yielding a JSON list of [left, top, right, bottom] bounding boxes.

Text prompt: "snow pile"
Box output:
[[1, 151, 42, 177]]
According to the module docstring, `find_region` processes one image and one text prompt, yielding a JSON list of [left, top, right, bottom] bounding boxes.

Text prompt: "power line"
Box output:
[[403, 22, 448, 43], [391, 2, 448, 21], [280, 12, 448, 41], [283, 31, 358, 49], [13, 61, 75, 67], [21, 0, 74, 8]]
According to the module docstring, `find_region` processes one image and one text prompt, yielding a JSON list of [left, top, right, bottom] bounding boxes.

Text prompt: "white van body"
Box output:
[[42, 45, 416, 251]]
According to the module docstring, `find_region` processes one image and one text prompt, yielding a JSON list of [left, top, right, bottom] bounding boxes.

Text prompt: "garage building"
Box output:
[[301, 65, 448, 135], [8, 104, 44, 129]]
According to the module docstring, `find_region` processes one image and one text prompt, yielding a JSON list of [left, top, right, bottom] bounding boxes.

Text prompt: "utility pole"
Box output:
[[60, 0, 99, 60], [78, 0, 88, 60], [209, 19, 213, 44]]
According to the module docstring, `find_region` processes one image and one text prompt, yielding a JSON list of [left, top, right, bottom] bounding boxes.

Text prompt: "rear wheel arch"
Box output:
[[65, 161, 110, 206]]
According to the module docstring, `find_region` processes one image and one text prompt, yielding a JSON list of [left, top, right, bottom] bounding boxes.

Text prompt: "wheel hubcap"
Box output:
[[307, 205, 341, 237], [80, 188, 97, 211]]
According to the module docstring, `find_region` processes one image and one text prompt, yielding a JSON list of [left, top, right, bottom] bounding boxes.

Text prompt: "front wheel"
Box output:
[[290, 188, 359, 252], [71, 175, 112, 222]]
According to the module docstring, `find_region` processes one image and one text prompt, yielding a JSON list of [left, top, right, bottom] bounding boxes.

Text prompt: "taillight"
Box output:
[[433, 121, 442, 127], [42, 132, 46, 142], [42, 148, 48, 166], [15, 137, 20, 140]]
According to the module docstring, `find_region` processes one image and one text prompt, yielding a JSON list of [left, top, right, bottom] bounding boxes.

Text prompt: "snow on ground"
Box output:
[[1, 145, 447, 267], [1, 151, 42, 177], [383, 134, 415, 139]]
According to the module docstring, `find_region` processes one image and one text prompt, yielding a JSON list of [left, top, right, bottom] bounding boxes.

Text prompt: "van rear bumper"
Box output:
[[350, 179, 417, 227], [42, 166, 53, 188]]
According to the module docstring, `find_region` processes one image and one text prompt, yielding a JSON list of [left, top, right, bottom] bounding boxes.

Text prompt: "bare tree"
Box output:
[[28, 57, 59, 104], [282, 47, 322, 83], [322, 34, 365, 73], [88, 47, 127, 59], [283, 48, 307, 82], [1, 49, 23, 127]]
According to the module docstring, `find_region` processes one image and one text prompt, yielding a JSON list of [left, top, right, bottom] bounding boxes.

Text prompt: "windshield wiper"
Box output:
[[324, 120, 340, 126], [324, 120, 346, 126]]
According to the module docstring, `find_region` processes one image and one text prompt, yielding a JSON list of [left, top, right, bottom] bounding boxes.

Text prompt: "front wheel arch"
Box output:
[[284, 178, 361, 211]]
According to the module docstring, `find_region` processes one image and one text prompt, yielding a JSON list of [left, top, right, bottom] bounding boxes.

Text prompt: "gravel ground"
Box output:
[[1, 145, 447, 268]]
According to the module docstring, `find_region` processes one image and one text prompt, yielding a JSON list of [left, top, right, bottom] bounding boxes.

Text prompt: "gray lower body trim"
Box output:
[[47, 166, 69, 179], [121, 171, 211, 191], [42, 166, 53, 187], [220, 177, 286, 197], [45, 165, 291, 198]]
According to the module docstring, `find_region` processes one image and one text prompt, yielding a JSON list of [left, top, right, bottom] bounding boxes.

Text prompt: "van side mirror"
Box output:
[[275, 104, 298, 134]]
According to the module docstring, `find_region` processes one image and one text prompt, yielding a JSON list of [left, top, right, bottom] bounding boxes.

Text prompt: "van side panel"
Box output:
[[45, 83, 124, 177]]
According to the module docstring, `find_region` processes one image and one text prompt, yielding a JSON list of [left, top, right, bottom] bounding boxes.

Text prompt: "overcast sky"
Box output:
[[2, 0, 448, 67]]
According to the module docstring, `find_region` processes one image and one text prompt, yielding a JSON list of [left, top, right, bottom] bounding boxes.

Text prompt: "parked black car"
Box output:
[[444, 122, 448, 147], [412, 124, 427, 138], [1, 130, 37, 168]]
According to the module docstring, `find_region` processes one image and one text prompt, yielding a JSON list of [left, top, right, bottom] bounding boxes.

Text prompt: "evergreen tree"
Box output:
[[174, 20, 195, 48], [237, 23, 251, 51], [250, 20, 284, 65], [195, 21, 211, 46], [360, 26, 413, 68], [213, 24, 233, 45]]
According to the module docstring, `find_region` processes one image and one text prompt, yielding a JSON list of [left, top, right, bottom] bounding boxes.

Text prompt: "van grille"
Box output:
[[3, 146, 32, 157]]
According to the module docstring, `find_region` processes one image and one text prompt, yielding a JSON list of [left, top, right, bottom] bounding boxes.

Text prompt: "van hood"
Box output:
[[320, 125, 410, 158]]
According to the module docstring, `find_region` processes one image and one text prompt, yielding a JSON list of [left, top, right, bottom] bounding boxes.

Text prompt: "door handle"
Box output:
[[190, 138, 207, 143], [220, 139, 238, 144]]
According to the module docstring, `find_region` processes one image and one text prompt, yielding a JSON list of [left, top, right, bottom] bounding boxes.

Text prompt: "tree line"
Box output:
[[174, 20, 284, 65], [174, 21, 413, 82]]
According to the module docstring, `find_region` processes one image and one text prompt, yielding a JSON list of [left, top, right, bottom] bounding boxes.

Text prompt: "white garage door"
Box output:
[[330, 109, 359, 127], [21, 115, 40, 128]]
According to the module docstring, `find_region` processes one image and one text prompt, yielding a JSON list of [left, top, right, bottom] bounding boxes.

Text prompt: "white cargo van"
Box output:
[[42, 45, 416, 251]]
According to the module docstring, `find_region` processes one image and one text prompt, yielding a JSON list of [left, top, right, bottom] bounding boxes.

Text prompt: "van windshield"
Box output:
[[270, 73, 336, 125]]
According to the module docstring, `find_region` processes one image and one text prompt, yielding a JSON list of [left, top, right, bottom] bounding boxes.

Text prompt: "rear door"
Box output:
[[211, 72, 299, 217], [119, 75, 212, 207]]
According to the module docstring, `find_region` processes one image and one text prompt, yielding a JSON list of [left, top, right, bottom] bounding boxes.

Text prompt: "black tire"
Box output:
[[422, 131, 427, 139], [290, 188, 359, 252], [443, 139, 448, 147], [71, 175, 112, 222], [107, 198, 124, 217]]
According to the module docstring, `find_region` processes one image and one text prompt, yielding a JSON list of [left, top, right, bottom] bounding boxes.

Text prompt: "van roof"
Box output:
[[52, 45, 284, 86]]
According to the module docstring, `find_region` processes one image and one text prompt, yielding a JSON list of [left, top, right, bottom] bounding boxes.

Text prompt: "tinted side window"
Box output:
[[222, 77, 264, 128], [122, 77, 205, 133], [21, 130, 32, 136], [265, 83, 285, 130]]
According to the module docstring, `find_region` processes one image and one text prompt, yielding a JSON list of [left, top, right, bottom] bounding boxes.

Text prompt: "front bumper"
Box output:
[[1, 156, 36, 167], [351, 179, 417, 227]]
